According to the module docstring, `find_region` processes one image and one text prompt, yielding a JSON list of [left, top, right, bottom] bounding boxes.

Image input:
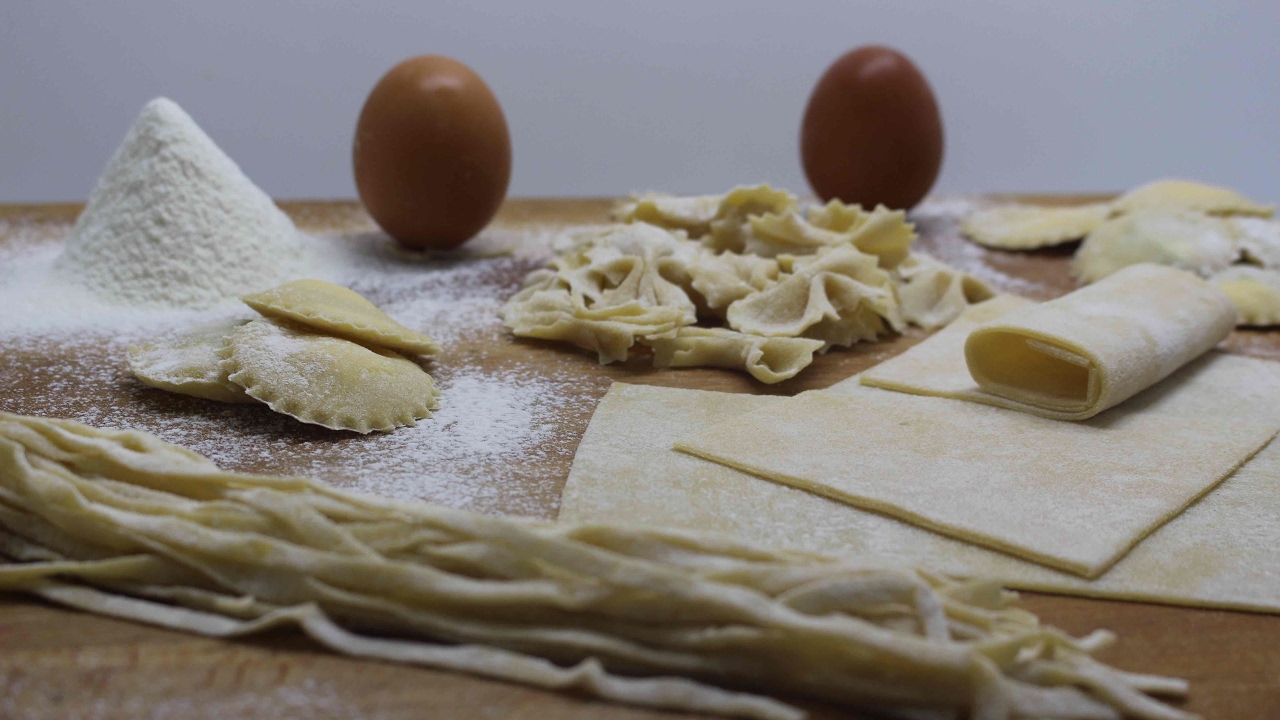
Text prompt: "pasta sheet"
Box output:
[[674, 371, 1277, 577], [561, 382, 1280, 613]]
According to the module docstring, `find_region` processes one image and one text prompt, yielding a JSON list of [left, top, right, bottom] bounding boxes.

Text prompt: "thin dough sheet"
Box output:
[[887, 265, 1234, 421], [560, 382, 1280, 613], [675, 367, 1278, 577]]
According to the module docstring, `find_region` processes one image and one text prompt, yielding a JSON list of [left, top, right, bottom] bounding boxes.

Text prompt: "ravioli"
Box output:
[[1072, 210, 1239, 284], [127, 318, 256, 404], [1112, 179, 1274, 217], [960, 203, 1111, 250], [242, 279, 440, 355], [644, 327, 824, 384], [221, 318, 439, 433], [1209, 265, 1280, 327]]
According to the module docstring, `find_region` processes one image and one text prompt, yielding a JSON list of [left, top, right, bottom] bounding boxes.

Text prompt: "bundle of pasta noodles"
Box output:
[[0, 411, 1190, 720]]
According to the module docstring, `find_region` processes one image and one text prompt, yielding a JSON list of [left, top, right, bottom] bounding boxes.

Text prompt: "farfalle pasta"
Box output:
[[505, 186, 991, 382]]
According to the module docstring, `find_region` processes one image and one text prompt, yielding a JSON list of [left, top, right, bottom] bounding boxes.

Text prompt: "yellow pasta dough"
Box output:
[[0, 412, 1190, 720], [561, 381, 1280, 614], [1230, 216, 1280, 268], [1111, 178, 1274, 217], [221, 318, 439, 433], [958, 265, 1235, 420], [644, 328, 824, 384], [703, 185, 799, 253], [892, 252, 995, 330], [242, 278, 440, 355], [1072, 210, 1239, 284], [1209, 265, 1280, 326], [127, 318, 256, 404], [612, 192, 721, 236], [726, 245, 901, 346], [746, 204, 915, 269], [960, 203, 1111, 250], [677, 366, 1278, 578]]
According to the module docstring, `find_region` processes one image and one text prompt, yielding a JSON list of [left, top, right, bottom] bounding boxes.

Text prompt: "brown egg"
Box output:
[[801, 46, 943, 210], [354, 55, 512, 250]]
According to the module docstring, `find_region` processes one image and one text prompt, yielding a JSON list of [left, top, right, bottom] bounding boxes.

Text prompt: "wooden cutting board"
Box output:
[[1, 198, 1278, 719]]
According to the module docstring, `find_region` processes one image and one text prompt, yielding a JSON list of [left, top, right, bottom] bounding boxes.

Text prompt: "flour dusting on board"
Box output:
[[910, 197, 1052, 296]]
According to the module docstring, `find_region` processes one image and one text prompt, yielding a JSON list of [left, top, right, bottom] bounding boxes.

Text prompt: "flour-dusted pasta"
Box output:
[[645, 328, 824, 384], [1209, 265, 1280, 327], [562, 380, 1280, 614], [960, 203, 1111, 250], [703, 185, 798, 253], [1231, 216, 1280, 268], [221, 318, 439, 433], [680, 250, 780, 314], [0, 411, 1193, 720], [891, 253, 995, 330], [746, 203, 915, 268], [727, 245, 901, 346], [612, 192, 721, 237], [1112, 178, 1274, 217], [127, 318, 256, 404], [500, 224, 699, 364], [242, 278, 440, 355], [1072, 210, 1239, 284]]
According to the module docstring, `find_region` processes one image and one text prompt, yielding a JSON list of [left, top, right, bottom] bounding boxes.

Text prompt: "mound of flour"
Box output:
[[54, 97, 313, 309]]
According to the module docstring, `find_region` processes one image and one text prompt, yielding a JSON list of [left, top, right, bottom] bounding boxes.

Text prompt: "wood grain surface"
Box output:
[[1, 198, 1278, 720]]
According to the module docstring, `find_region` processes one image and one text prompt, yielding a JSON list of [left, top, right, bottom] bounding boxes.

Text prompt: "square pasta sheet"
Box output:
[[560, 382, 1280, 613]]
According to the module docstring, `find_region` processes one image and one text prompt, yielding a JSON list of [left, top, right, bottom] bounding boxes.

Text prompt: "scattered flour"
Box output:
[[910, 196, 1053, 297], [0, 210, 586, 516], [54, 97, 314, 309]]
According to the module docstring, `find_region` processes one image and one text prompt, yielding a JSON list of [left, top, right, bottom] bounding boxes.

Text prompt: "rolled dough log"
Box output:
[[960, 264, 1235, 420], [561, 382, 1280, 613]]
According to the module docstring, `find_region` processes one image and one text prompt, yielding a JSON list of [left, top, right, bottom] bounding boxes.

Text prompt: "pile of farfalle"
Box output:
[[961, 178, 1280, 326], [0, 411, 1192, 720], [501, 185, 993, 383]]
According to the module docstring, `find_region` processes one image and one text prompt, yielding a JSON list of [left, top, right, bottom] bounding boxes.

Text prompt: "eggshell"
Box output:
[[801, 46, 943, 210], [354, 55, 512, 250]]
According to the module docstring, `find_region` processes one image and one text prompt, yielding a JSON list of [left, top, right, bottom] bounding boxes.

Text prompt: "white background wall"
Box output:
[[2, 1, 1278, 203]]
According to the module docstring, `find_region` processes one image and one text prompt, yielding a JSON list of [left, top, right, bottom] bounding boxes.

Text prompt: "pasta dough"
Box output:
[[676, 371, 1277, 578], [745, 204, 915, 268], [960, 203, 1111, 250], [1209, 265, 1280, 326], [0, 412, 1189, 720], [1231, 216, 1280, 268], [1111, 178, 1274, 217], [242, 278, 440, 355], [221, 318, 439, 433], [726, 245, 901, 346], [1072, 211, 1239, 284], [866, 268, 1235, 420], [958, 265, 1235, 420], [561, 381, 1280, 614], [127, 318, 255, 404], [892, 253, 995, 330], [644, 328, 824, 384], [612, 192, 721, 236]]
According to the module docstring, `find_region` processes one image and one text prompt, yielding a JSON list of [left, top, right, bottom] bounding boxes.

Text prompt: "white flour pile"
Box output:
[[54, 97, 313, 309]]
